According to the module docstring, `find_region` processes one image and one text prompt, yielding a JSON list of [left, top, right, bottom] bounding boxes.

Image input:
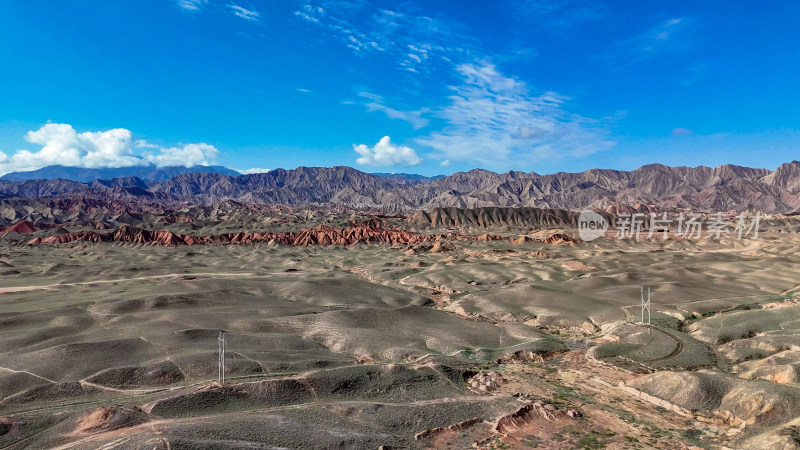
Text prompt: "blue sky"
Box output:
[[0, 0, 799, 176]]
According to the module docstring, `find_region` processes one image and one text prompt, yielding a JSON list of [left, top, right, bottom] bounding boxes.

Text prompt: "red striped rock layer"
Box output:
[[27, 225, 430, 247]]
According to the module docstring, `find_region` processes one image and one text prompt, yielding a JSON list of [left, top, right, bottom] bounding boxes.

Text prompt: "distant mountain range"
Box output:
[[0, 165, 242, 182], [368, 172, 446, 185], [0, 164, 444, 186], [2, 162, 800, 214]]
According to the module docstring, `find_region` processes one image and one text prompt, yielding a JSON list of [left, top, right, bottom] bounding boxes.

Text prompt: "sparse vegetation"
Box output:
[[3, 222, 800, 448], [577, 432, 608, 449]]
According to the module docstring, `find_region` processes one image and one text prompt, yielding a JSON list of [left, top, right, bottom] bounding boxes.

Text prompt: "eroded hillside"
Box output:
[[2, 208, 800, 448]]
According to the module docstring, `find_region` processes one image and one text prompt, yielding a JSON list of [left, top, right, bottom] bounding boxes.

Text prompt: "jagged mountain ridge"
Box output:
[[2, 162, 800, 214], [0, 164, 241, 182]]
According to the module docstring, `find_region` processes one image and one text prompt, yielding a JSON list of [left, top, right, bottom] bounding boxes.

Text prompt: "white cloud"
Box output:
[[416, 63, 614, 166], [237, 167, 271, 174], [229, 4, 260, 21], [293, 4, 323, 24], [645, 17, 684, 46], [608, 17, 692, 64], [143, 143, 219, 167], [296, 88, 313, 94], [0, 123, 221, 175], [358, 92, 429, 129], [353, 136, 422, 167], [291, 1, 613, 168], [134, 139, 159, 149], [12, 124, 142, 171], [176, 0, 207, 11], [293, 2, 471, 74], [440, 159, 451, 167]]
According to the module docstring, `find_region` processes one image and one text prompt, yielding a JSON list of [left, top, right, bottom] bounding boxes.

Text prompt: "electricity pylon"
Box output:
[[641, 286, 651, 325], [218, 330, 226, 384]]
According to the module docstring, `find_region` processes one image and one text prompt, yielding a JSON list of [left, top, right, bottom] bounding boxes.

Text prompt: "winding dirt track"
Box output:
[[46, 394, 493, 450], [638, 324, 685, 362]]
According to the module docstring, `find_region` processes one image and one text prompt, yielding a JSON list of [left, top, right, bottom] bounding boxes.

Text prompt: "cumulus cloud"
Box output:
[[416, 63, 614, 165], [353, 136, 422, 167], [134, 139, 159, 149], [142, 143, 219, 167], [0, 123, 221, 175], [12, 124, 141, 171]]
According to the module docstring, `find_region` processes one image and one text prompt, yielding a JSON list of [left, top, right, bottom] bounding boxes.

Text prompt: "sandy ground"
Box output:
[[2, 231, 800, 448]]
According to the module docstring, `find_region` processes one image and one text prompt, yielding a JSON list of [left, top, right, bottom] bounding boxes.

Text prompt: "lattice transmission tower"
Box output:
[[218, 330, 226, 384]]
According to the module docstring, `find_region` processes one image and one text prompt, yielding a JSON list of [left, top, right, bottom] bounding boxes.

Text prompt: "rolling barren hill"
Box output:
[[5, 163, 800, 448], [3, 161, 800, 214], [4, 217, 800, 448], [3, 169, 800, 449]]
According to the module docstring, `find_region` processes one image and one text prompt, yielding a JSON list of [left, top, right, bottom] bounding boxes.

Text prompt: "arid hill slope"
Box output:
[[3, 162, 800, 213], [410, 207, 614, 228]]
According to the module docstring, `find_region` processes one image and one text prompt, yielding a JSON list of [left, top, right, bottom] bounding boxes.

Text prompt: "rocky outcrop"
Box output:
[[24, 219, 578, 248], [410, 207, 586, 228], [494, 402, 558, 434], [28, 223, 430, 247], [617, 382, 694, 418], [511, 233, 576, 245], [733, 350, 800, 384], [536, 233, 576, 244], [70, 406, 148, 435], [27, 230, 103, 245], [159, 214, 195, 224], [627, 371, 800, 427], [0, 220, 37, 236], [414, 417, 483, 440], [467, 371, 503, 394]]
